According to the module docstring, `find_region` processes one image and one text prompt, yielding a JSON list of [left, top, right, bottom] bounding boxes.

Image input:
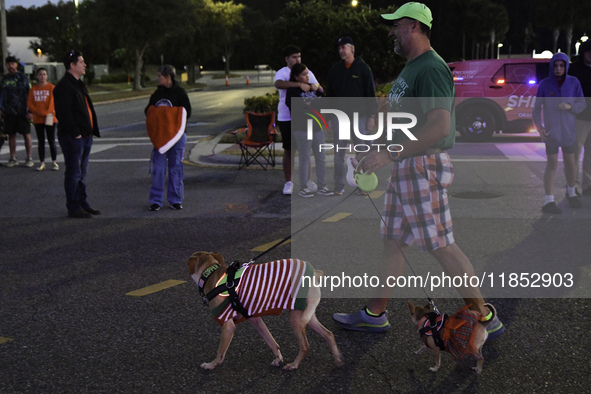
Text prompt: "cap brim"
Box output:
[[381, 13, 400, 20]]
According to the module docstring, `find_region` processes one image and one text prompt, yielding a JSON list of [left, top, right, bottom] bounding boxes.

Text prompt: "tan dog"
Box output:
[[408, 302, 494, 374], [188, 251, 344, 370]]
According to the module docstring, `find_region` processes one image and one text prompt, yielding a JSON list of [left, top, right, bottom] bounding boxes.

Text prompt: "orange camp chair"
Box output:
[[228, 111, 277, 170]]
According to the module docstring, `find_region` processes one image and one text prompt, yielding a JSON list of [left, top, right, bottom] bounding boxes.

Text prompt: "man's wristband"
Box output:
[[388, 150, 402, 161]]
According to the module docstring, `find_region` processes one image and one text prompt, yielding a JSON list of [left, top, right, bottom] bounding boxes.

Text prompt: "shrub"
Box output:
[[243, 91, 279, 113]]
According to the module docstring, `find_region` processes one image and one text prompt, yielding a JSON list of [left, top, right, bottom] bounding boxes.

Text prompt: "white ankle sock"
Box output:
[[567, 186, 577, 197], [544, 195, 555, 205]]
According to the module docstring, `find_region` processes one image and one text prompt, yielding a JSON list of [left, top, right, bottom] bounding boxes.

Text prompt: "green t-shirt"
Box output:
[[387, 50, 455, 149]]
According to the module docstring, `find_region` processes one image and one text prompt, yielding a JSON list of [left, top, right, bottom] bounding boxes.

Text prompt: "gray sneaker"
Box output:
[[5, 158, 18, 167], [484, 303, 505, 342], [24, 158, 34, 168], [333, 309, 390, 333]]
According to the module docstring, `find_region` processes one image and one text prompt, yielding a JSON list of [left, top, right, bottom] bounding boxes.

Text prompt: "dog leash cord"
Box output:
[[365, 191, 438, 310], [250, 188, 359, 263]]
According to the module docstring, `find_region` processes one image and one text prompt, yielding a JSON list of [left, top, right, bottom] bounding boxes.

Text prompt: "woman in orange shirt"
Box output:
[[27, 67, 58, 171]]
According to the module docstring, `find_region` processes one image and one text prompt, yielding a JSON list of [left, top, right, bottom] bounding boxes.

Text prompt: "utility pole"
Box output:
[[1, 0, 7, 74]]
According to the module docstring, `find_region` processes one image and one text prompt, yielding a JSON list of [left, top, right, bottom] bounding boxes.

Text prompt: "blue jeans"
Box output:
[[150, 133, 186, 206], [58, 135, 93, 213]]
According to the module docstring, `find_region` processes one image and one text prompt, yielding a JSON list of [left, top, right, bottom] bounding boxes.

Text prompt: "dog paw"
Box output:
[[335, 357, 345, 367], [201, 362, 217, 370], [283, 363, 299, 370], [429, 366, 440, 372], [472, 366, 483, 374], [271, 357, 283, 367]]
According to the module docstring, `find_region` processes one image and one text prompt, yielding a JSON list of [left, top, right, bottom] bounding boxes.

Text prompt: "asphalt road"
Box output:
[[1, 82, 590, 392]]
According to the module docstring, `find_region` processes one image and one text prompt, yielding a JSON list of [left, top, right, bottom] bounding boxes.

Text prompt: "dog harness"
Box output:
[[206, 261, 251, 318], [418, 305, 482, 360], [209, 259, 313, 326], [419, 312, 447, 351]]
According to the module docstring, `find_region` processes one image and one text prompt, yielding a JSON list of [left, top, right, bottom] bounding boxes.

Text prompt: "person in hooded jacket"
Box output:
[[144, 64, 191, 211], [568, 40, 591, 195], [533, 52, 586, 214]]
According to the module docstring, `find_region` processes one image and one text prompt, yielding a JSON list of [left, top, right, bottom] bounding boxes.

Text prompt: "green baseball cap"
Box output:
[[381, 2, 433, 29]]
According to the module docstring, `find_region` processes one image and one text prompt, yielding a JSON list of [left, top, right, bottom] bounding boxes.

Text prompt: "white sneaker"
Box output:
[[51, 162, 59, 171], [36, 162, 46, 171], [282, 181, 293, 195], [307, 180, 318, 192]]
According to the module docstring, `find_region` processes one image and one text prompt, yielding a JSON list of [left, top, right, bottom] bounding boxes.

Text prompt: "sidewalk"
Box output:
[[188, 133, 342, 169]]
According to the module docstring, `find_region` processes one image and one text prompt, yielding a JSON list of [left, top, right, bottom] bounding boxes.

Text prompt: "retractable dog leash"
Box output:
[[249, 156, 441, 314]]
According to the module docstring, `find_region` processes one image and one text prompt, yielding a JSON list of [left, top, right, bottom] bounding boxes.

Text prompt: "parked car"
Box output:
[[448, 58, 550, 142]]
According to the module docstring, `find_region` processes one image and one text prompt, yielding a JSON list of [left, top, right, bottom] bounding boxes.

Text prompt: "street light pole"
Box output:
[[1, 0, 7, 74]]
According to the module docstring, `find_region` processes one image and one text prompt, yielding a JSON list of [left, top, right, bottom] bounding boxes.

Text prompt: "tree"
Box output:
[[270, 1, 401, 85], [150, 0, 207, 83], [201, 1, 249, 76], [84, 0, 196, 90], [23, 2, 78, 62]]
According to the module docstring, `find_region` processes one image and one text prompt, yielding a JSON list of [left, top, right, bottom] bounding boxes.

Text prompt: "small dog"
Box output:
[[408, 302, 494, 373], [188, 251, 344, 370]]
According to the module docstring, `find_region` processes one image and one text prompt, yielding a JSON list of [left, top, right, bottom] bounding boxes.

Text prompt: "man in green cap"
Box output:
[[333, 2, 504, 342]]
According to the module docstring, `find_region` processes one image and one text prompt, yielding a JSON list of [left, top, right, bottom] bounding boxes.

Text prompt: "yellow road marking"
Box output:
[[126, 280, 186, 297], [323, 212, 352, 222], [367, 191, 385, 199], [0, 337, 14, 345], [252, 238, 291, 252]]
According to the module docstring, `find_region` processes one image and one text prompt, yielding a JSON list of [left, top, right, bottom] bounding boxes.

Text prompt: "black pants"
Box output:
[[34, 123, 57, 162]]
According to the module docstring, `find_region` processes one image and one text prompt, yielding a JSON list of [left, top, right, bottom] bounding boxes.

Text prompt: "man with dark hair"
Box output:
[[0, 56, 33, 168], [569, 40, 591, 195], [333, 2, 504, 342], [274, 45, 322, 195], [54, 50, 100, 219]]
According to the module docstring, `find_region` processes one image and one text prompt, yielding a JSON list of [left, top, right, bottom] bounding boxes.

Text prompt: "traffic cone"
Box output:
[[246, 75, 250, 85], [225, 76, 229, 86]]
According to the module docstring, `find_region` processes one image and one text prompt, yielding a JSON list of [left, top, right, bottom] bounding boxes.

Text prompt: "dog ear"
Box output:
[[188, 252, 201, 275], [424, 303, 431, 310], [210, 252, 225, 266], [408, 301, 415, 314]]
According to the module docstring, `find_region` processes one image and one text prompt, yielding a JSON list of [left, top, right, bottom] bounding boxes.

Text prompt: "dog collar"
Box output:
[[198, 264, 220, 296]]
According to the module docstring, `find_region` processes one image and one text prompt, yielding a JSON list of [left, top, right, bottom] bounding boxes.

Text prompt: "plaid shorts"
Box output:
[[380, 153, 454, 251]]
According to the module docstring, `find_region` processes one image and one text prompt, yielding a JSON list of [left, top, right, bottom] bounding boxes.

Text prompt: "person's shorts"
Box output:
[[277, 120, 291, 150], [545, 142, 577, 155], [381, 153, 455, 252], [3, 115, 30, 135]]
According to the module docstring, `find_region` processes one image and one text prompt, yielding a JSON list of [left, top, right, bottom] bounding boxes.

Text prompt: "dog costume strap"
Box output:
[[419, 312, 447, 351]]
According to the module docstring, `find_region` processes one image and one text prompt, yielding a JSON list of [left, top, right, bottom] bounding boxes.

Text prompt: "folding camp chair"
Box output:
[[228, 111, 277, 170]]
